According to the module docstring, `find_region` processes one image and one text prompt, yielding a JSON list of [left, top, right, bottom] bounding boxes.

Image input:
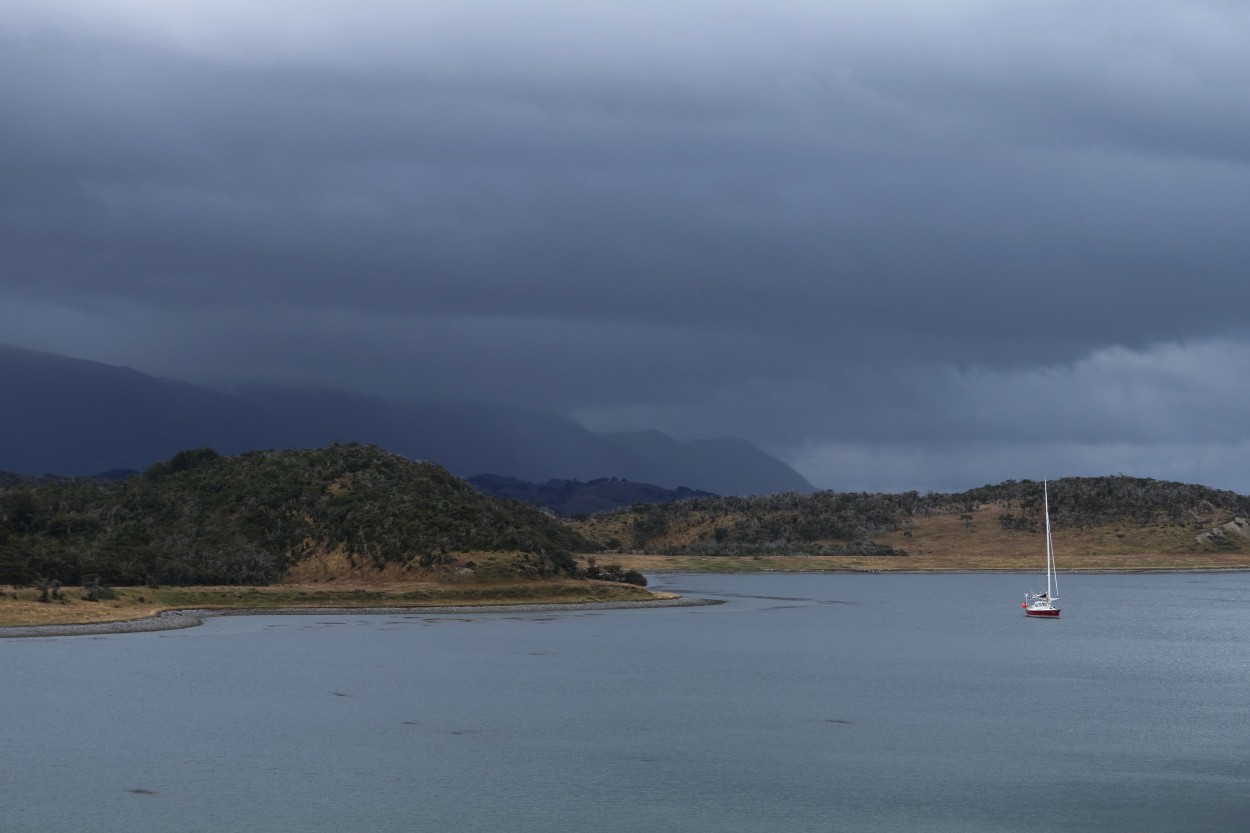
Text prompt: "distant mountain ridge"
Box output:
[[469, 474, 716, 516], [0, 345, 814, 495]]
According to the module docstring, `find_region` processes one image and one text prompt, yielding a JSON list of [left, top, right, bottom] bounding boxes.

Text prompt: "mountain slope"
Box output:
[[0, 345, 813, 494], [602, 431, 812, 495], [0, 346, 249, 475], [469, 474, 716, 516]]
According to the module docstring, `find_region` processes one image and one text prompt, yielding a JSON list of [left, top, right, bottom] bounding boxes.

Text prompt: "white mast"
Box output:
[[1043, 479, 1057, 599]]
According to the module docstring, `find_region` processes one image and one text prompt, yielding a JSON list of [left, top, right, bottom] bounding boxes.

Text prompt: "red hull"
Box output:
[[1025, 608, 1060, 618]]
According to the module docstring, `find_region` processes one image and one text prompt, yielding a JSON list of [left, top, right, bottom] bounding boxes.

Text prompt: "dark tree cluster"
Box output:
[[582, 557, 647, 586]]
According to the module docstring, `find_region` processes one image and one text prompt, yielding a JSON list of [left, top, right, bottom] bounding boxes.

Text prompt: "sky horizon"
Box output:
[[4, 1, 1249, 494]]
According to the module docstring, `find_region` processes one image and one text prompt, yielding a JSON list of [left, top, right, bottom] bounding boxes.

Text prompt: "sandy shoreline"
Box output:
[[0, 596, 722, 639]]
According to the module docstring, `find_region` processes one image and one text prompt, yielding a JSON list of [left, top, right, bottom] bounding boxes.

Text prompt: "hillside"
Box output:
[[571, 476, 1250, 570], [0, 344, 813, 495], [0, 444, 609, 588]]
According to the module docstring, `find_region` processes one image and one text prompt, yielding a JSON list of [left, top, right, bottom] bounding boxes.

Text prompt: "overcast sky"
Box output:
[[4, 0, 1250, 493]]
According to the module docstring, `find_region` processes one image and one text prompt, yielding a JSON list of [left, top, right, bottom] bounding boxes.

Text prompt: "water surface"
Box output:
[[4, 572, 1248, 832]]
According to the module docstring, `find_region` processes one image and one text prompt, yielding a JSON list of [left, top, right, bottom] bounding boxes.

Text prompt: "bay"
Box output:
[[3, 571, 1249, 832]]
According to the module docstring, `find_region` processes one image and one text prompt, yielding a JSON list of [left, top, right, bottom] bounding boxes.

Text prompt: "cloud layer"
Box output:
[[4, 1, 1249, 492]]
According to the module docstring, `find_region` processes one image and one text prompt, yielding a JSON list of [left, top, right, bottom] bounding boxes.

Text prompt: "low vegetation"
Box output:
[[571, 476, 1250, 569]]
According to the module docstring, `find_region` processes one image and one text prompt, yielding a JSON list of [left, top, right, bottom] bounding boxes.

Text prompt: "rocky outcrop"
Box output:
[[1196, 516, 1250, 546]]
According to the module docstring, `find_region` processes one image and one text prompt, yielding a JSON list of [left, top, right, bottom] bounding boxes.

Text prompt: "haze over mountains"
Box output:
[[0, 345, 813, 496]]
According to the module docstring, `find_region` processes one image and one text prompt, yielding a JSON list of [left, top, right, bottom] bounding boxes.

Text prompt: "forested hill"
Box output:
[[573, 476, 1250, 556], [0, 445, 594, 587]]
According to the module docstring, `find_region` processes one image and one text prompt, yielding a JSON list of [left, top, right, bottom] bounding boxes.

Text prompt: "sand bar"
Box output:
[[0, 596, 721, 639]]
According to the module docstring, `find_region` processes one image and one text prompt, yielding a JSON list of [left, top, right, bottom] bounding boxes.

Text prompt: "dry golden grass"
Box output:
[[0, 588, 169, 628], [284, 550, 440, 585]]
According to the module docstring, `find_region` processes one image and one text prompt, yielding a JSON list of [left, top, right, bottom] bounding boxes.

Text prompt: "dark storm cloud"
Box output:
[[3, 1, 1250, 491]]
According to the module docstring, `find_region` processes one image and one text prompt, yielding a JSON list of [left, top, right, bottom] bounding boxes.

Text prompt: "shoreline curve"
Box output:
[[0, 596, 723, 639]]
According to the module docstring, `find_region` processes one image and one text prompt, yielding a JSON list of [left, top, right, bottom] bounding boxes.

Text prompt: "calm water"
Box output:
[[3, 572, 1249, 833]]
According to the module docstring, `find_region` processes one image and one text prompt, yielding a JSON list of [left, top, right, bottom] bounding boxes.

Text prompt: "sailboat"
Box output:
[[1023, 479, 1061, 618]]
